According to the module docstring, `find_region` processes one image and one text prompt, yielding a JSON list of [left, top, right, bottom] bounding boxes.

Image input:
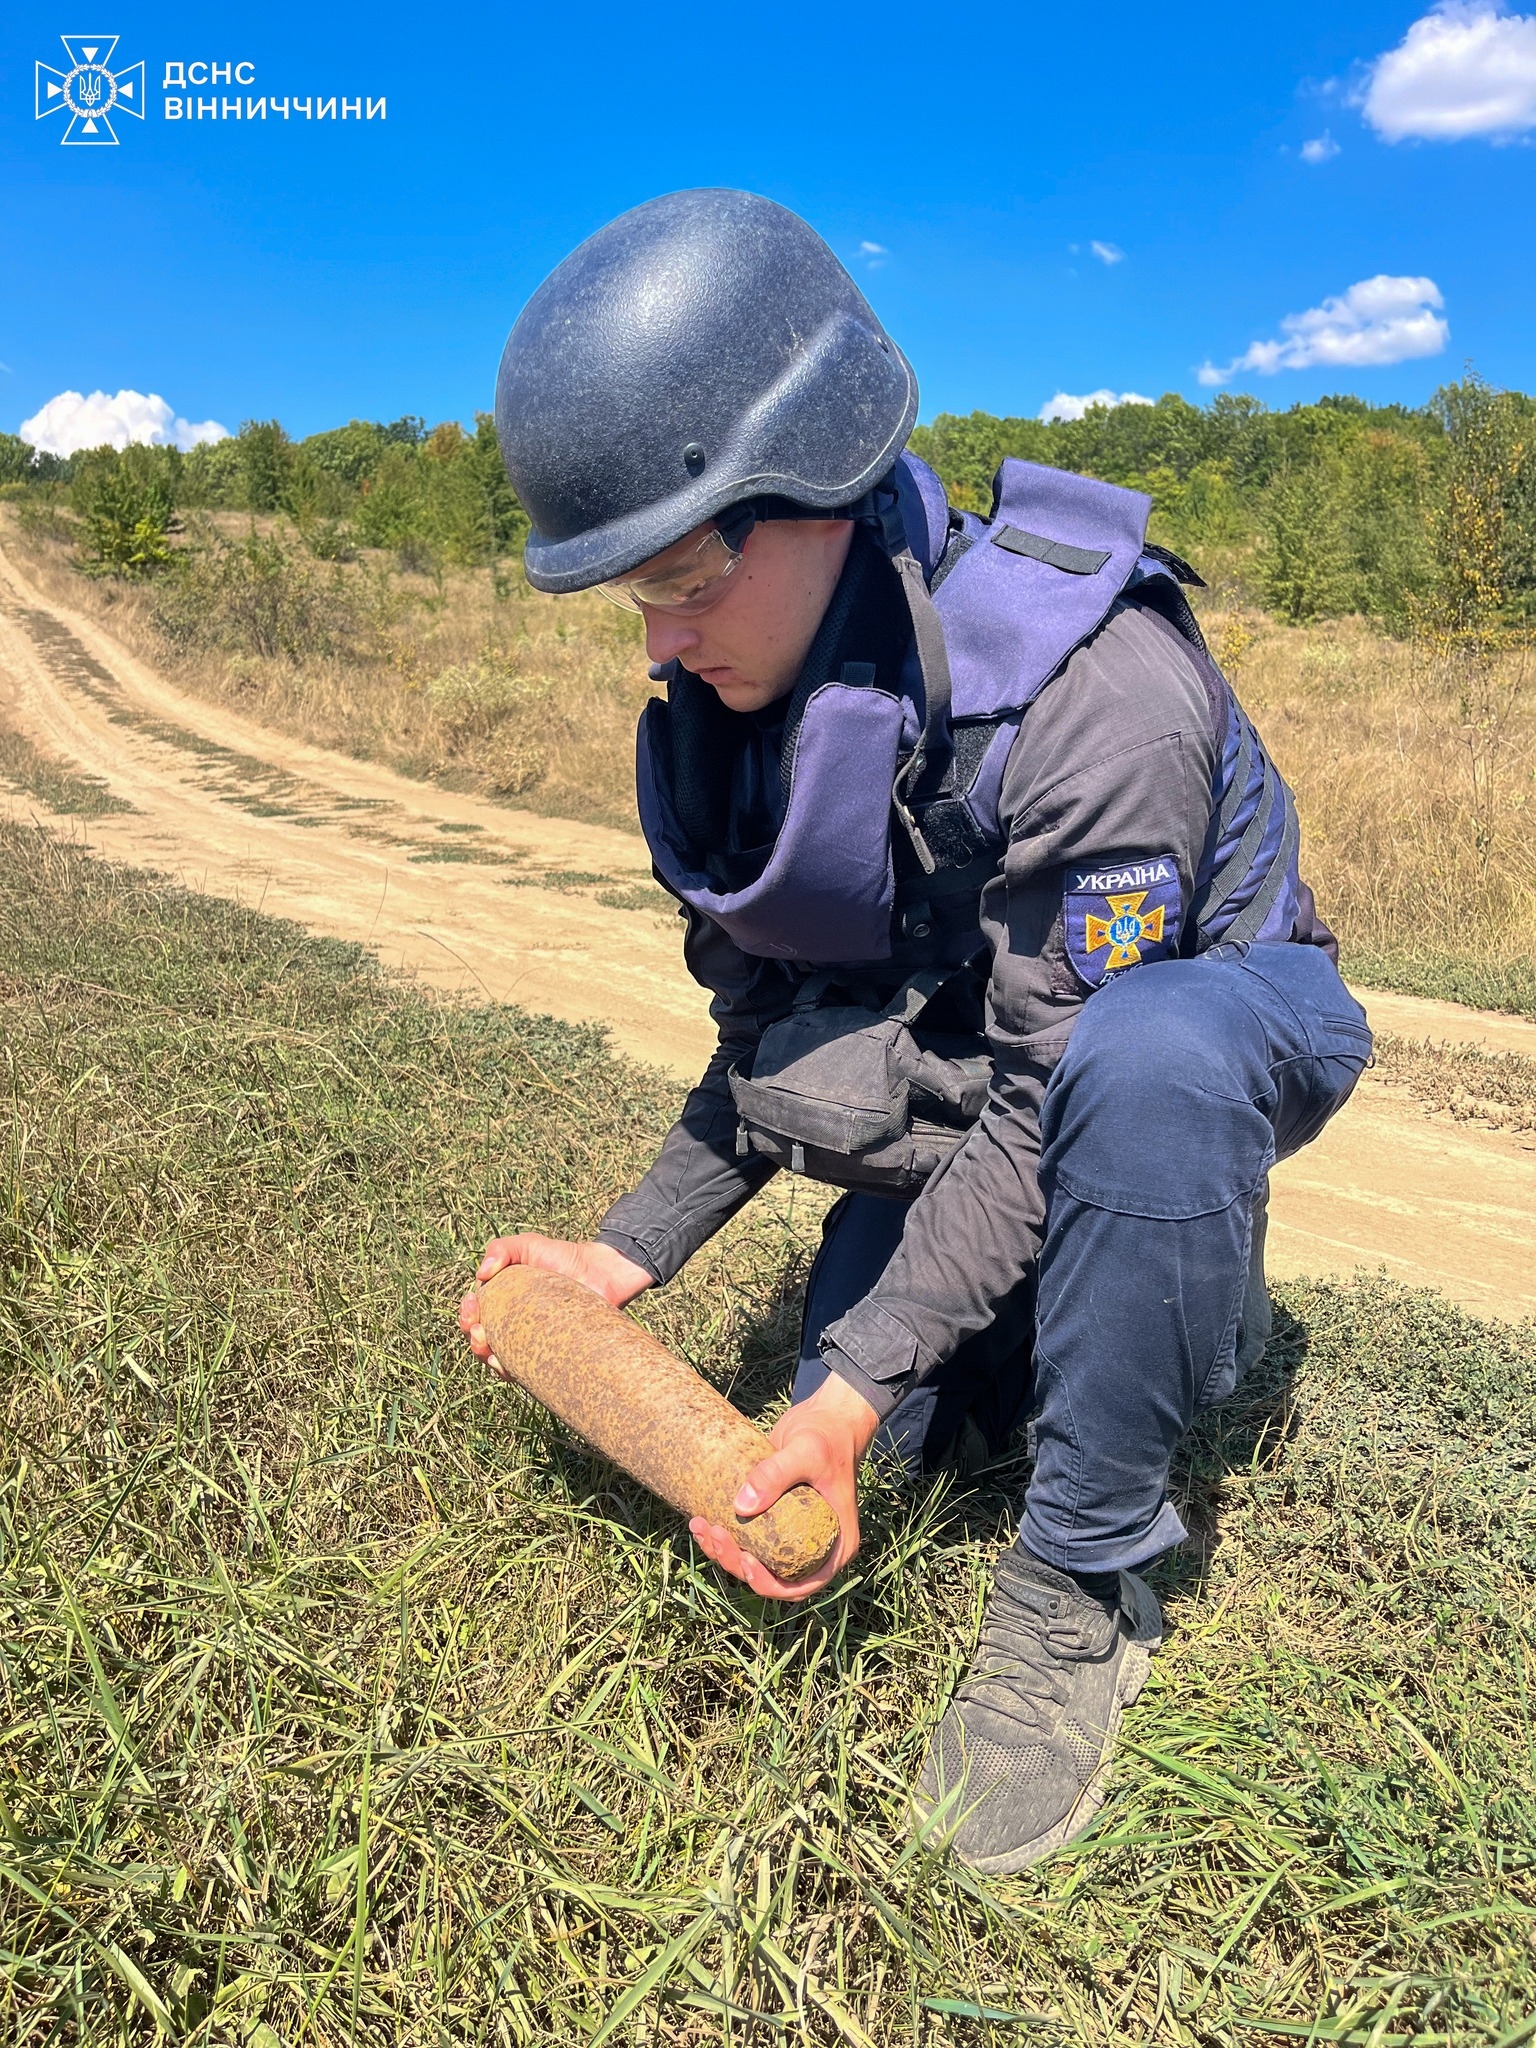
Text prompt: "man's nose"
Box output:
[[642, 608, 700, 666]]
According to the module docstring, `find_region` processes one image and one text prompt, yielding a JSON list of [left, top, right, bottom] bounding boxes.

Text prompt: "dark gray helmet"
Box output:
[[494, 188, 918, 593]]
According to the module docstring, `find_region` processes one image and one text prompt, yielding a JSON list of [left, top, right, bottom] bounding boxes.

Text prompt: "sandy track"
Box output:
[[2, 542, 1533, 1323], [0, 546, 711, 1075]]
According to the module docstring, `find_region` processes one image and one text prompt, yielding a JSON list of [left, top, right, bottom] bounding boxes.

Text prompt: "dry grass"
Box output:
[[8, 509, 1536, 1011], [1210, 608, 1536, 1009], [3, 512, 652, 833], [1372, 1033, 1536, 1136]]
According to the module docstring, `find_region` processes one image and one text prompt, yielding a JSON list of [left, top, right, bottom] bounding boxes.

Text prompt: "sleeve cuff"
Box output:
[[594, 1230, 667, 1288], [818, 1298, 930, 1424], [819, 1344, 907, 1424]]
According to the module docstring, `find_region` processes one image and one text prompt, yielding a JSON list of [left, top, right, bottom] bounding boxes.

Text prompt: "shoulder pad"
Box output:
[[933, 459, 1152, 720]]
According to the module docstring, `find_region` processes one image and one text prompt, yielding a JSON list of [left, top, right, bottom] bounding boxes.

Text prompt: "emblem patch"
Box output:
[[1064, 856, 1183, 990]]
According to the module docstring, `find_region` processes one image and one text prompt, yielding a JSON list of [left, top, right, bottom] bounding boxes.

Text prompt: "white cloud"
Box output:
[[1197, 275, 1448, 385], [1361, 3, 1536, 141], [18, 388, 229, 458], [856, 238, 889, 270], [1039, 389, 1153, 424], [1300, 131, 1341, 162], [1090, 240, 1124, 265]]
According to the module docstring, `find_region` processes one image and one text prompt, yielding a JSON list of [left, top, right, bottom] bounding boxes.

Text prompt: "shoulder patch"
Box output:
[[1064, 856, 1183, 990]]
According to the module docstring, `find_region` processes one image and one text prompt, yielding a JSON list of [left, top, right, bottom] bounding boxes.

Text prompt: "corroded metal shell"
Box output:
[[478, 1266, 839, 1582]]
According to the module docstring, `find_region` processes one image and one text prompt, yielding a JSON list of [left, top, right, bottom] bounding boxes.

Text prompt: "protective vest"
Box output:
[[638, 454, 1300, 968], [635, 454, 1304, 1192]]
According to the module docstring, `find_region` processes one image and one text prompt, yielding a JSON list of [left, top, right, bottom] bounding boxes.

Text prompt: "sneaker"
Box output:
[[911, 1547, 1162, 1874]]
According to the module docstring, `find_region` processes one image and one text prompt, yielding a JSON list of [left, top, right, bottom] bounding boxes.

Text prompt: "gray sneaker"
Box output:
[[911, 1547, 1162, 1874]]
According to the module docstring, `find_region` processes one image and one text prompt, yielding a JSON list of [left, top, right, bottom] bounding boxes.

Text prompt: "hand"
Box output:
[[689, 1372, 880, 1602], [459, 1233, 653, 1369]]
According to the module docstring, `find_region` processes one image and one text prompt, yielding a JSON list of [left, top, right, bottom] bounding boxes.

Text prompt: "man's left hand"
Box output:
[[689, 1371, 880, 1602]]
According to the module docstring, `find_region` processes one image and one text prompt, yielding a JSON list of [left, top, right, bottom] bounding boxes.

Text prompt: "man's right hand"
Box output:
[[458, 1233, 653, 1367]]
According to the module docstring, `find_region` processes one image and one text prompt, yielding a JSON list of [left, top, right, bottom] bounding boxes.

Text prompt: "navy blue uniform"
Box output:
[[600, 538, 1369, 1574]]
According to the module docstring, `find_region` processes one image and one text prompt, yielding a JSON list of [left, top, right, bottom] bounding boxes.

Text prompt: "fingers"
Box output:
[[688, 1518, 840, 1603], [734, 1440, 823, 1518], [688, 1415, 862, 1603], [457, 1298, 503, 1367], [463, 1235, 552, 1365], [476, 1234, 533, 1282]]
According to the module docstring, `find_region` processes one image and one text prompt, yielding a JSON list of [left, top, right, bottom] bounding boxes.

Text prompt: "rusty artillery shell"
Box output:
[[477, 1266, 840, 1583]]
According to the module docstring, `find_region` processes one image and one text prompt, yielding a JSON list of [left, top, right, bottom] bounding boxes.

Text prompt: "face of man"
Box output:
[[635, 518, 855, 714]]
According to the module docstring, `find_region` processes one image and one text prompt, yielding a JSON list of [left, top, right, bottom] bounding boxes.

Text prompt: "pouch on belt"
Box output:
[[729, 969, 992, 1196]]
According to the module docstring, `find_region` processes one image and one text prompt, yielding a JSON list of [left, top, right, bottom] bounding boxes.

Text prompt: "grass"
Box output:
[[2, 509, 651, 834], [1213, 611, 1536, 1019], [0, 718, 138, 817], [1372, 1034, 1536, 1135], [1, 818, 1534, 2045]]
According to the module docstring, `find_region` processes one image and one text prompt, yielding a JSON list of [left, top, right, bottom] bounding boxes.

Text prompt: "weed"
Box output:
[[6, 512, 648, 831], [1372, 1032, 1536, 1133], [14, 494, 79, 546], [6, 504, 1534, 1010], [597, 883, 676, 916], [0, 719, 138, 815], [1208, 610, 1536, 1014], [150, 529, 386, 663]]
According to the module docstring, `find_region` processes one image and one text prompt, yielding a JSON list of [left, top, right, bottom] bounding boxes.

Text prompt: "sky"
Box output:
[[1, 1, 1534, 450]]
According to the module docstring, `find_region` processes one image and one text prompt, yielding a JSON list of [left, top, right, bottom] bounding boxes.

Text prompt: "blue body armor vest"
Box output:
[[635, 454, 1302, 976]]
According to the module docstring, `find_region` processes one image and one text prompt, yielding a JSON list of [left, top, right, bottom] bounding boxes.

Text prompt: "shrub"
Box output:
[[13, 494, 78, 544], [71, 445, 181, 579], [425, 656, 554, 734], [0, 432, 36, 486], [303, 517, 357, 562], [179, 434, 244, 508], [151, 532, 376, 661]]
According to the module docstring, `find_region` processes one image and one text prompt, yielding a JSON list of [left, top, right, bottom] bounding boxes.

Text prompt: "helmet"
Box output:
[[494, 188, 918, 593]]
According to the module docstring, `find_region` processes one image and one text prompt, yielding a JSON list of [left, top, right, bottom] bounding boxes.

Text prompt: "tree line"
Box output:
[[2, 379, 1532, 632], [909, 379, 1535, 632], [0, 413, 527, 576]]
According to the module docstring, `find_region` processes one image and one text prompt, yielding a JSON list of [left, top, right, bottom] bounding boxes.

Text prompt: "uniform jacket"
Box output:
[[597, 463, 1332, 1419]]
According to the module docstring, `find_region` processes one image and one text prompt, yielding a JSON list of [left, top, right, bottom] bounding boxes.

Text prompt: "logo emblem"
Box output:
[[1083, 892, 1166, 973], [1063, 855, 1183, 990], [36, 35, 145, 145]]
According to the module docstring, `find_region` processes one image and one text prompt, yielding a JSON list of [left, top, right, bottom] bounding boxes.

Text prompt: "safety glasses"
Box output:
[[597, 524, 744, 615]]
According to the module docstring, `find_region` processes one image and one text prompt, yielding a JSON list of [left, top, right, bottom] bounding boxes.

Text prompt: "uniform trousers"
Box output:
[[790, 941, 1373, 1574]]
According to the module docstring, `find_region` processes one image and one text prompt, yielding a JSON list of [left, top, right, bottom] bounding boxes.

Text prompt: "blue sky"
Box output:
[[2, 1, 1533, 445]]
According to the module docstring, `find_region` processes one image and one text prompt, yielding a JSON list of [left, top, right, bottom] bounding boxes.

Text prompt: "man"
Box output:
[[459, 189, 1372, 1874]]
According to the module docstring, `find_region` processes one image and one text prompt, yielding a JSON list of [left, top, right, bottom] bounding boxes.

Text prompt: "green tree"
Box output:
[[298, 419, 392, 489], [236, 419, 294, 514], [71, 445, 181, 578], [1257, 458, 1353, 623], [0, 433, 36, 486], [1428, 378, 1536, 630], [470, 412, 528, 553], [180, 435, 244, 507]]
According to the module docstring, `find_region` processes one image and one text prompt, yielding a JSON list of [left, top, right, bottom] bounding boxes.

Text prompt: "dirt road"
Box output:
[[2, 541, 1533, 1323]]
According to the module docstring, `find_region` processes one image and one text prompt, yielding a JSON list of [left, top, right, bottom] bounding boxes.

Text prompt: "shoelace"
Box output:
[[955, 1572, 1116, 1740]]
